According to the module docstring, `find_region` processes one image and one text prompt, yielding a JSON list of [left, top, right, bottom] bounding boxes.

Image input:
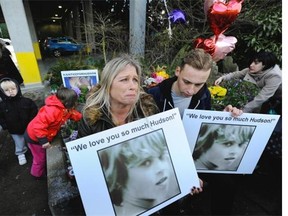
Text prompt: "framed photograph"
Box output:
[[61, 69, 99, 90], [182, 109, 280, 174], [66, 109, 199, 216]]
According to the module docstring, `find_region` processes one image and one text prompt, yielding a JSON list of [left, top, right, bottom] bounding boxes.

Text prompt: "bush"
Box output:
[[210, 79, 260, 111]]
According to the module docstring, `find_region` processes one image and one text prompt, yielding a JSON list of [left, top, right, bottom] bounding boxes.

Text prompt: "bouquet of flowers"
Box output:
[[144, 65, 170, 88], [208, 85, 227, 98], [71, 86, 89, 104]]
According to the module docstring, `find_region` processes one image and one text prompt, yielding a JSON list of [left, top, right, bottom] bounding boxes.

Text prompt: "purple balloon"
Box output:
[[169, 9, 186, 23]]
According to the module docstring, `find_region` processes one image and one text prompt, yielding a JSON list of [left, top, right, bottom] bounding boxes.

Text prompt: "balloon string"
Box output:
[[163, 0, 172, 39]]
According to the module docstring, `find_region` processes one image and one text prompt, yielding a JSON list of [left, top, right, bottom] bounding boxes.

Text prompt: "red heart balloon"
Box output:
[[207, 0, 243, 37], [204, 0, 226, 17], [194, 37, 216, 56], [212, 34, 237, 62], [194, 34, 237, 62]]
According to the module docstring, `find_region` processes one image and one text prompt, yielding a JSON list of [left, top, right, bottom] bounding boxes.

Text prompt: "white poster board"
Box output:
[[183, 109, 280, 174], [66, 108, 199, 216], [61, 69, 99, 90]]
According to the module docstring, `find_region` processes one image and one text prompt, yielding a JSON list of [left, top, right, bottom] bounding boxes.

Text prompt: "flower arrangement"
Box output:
[[209, 79, 260, 111], [61, 119, 79, 142], [71, 86, 89, 104], [208, 85, 227, 98], [48, 84, 89, 105], [144, 65, 170, 88]]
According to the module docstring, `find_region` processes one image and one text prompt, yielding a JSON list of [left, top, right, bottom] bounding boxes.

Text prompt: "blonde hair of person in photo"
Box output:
[[68, 76, 94, 90], [193, 123, 255, 171], [99, 129, 179, 216]]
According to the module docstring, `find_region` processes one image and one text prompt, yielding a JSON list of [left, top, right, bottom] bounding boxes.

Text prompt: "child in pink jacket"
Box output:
[[24, 87, 82, 179]]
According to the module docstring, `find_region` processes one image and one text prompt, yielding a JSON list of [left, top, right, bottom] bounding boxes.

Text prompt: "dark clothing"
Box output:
[[77, 106, 116, 137], [147, 76, 211, 112], [259, 84, 282, 158], [0, 78, 37, 134], [260, 85, 282, 116], [0, 47, 23, 87]]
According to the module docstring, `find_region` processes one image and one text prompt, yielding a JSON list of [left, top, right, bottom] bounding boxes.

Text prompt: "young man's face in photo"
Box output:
[[125, 151, 170, 200], [201, 136, 247, 170], [174, 64, 211, 97]]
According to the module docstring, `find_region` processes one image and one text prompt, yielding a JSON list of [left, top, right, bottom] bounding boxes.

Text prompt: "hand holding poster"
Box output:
[[66, 109, 199, 216], [183, 109, 280, 174]]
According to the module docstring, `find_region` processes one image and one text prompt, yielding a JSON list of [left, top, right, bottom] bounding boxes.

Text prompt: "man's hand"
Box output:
[[223, 105, 243, 117]]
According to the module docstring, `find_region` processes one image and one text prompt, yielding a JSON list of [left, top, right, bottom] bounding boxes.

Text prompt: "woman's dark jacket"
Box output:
[[0, 78, 38, 134], [0, 48, 23, 86], [77, 86, 159, 138], [147, 76, 211, 112]]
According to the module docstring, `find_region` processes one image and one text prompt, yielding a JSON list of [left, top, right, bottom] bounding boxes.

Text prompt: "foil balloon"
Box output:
[[194, 37, 216, 56], [207, 0, 244, 37], [212, 34, 237, 62], [169, 9, 186, 23], [195, 34, 237, 62], [204, 0, 226, 17]]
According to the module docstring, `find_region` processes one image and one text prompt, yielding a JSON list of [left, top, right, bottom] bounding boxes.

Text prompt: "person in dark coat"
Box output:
[[0, 41, 23, 90], [0, 78, 37, 165]]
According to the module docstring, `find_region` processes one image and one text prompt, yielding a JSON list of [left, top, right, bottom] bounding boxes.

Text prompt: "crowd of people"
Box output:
[[0, 45, 282, 215]]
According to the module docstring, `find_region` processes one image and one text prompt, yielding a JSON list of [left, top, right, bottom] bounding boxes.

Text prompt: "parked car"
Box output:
[[43, 36, 83, 57], [0, 38, 18, 67]]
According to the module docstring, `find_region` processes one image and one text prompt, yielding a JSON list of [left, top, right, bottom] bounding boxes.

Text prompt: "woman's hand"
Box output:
[[223, 105, 243, 117], [190, 178, 204, 195], [42, 142, 52, 149], [214, 77, 224, 85]]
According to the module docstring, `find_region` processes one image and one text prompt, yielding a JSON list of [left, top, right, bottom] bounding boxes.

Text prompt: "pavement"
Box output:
[[0, 57, 283, 215]]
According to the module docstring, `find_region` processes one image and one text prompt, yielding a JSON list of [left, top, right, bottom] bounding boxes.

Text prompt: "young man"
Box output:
[[148, 48, 242, 215]]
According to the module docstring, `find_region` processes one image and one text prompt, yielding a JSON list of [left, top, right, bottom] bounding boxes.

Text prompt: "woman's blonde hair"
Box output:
[[83, 54, 145, 121]]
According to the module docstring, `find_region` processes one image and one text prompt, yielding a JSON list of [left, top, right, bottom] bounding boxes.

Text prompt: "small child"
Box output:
[[0, 78, 38, 165], [24, 87, 82, 179]]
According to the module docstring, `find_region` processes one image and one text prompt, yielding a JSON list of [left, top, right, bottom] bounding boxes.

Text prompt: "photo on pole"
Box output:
[[61, 69, 99, 90]]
